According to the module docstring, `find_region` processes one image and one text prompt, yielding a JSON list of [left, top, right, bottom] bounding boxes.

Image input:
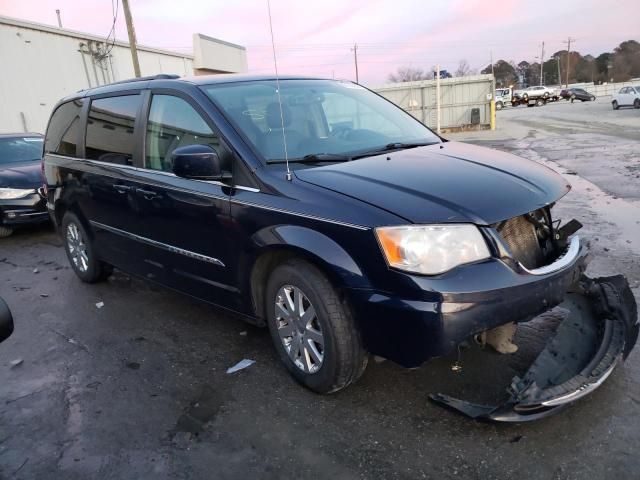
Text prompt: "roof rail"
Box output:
[[108, 74, 180, 86]]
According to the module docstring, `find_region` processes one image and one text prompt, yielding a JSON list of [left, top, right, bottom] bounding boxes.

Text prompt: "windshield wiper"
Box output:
[[352, 141, 438, 159], [267, 153, 352, 164]]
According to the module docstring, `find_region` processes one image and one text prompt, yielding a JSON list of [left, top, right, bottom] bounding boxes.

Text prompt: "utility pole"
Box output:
[[122, 0, 141, 78], [556, 56, 561, 86], [563, 37, 574, 88], [490, 50, 495, 78], [351, 43, 359, 83], [55, 9, 62, 28], [539, 41, 545, 85], [436, 64, 441, 134]]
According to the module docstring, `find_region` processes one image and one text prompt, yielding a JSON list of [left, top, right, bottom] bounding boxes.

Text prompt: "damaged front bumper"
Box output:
[[430, 274, 639, 422]]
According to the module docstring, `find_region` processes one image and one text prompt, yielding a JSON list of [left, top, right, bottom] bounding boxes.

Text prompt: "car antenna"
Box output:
[[266, 0, 292, 181]]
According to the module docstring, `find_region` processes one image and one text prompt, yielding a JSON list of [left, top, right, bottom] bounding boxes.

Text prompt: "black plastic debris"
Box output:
[[430, 275, 639, 422]]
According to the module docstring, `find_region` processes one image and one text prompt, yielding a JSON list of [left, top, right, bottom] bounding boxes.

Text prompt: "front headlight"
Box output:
[[375, 224, 491, 275], [0, 188, 35, 200]]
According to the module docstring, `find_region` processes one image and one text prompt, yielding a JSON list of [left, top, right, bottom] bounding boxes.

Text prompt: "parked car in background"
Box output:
[[559, 88, 596, 102], [43, 75, 638, 421], [0, 133, 48, 237], [612, 86, 640, 109]]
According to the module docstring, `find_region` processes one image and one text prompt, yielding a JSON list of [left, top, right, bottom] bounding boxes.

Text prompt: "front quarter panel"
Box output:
[[251, 224, 369, 288]]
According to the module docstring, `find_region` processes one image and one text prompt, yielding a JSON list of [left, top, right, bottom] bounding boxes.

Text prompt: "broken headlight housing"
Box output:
[[375, 224, 491, 275], [0, 188, 35, 200]]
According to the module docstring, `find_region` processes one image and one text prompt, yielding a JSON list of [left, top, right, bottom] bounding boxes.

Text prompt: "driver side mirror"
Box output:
[[0, 297, 14, 344], [171, 145, 231, 181]]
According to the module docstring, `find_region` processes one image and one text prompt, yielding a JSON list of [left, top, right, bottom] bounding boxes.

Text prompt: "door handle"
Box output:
[[113, 184, 132, 194], [136, 188, 158, 200]]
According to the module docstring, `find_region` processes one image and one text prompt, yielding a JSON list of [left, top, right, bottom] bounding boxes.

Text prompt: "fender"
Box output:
[[250, 224, 371, 289]]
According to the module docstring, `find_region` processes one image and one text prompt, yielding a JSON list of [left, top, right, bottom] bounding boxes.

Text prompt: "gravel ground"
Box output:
[[1, 97, 639, 479]]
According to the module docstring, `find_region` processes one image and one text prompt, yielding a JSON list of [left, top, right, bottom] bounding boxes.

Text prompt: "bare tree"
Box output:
[[388, 66, 429, 83], [455, 59, 474, 77]]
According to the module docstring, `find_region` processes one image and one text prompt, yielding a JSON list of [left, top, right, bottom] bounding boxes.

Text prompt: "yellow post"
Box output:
[[490, 99, 496, 130]]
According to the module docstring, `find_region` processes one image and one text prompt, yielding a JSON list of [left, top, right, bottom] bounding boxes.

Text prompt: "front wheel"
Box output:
[[495, 101, 503, 110], [612, 100, 619, 110], [0, 226, 13, 238], [634, 99, 640, 109], [536, 99, 545, 107], [62, 212, 112, 283], [266, 259, 368, 393]]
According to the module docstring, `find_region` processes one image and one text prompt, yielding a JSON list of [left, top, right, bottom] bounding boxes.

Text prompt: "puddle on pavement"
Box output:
[[173, 385, 229, 436]]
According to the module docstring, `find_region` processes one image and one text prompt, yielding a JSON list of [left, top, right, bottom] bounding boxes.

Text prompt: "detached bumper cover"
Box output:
[[430, 275, 639, 422]]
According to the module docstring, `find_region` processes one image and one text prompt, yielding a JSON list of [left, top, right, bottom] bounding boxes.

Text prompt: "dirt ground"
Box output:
[[1, 97, 639, 479]]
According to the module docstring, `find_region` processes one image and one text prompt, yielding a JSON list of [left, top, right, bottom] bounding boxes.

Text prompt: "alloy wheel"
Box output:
[[66, 222, 89, 273], [274, 285, 324, 373]]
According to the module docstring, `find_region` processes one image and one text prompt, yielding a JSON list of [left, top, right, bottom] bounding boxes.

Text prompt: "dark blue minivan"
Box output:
[[43, 74, 637, 421]]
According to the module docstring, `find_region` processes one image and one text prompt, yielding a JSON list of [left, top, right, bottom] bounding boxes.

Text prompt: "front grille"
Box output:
[[497, 214, 545, 269]]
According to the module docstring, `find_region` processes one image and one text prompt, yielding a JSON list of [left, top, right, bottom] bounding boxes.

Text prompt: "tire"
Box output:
[[265, 259, 368, 394], [0, 226, 13, 238], [591, 96, 596, 101], [612, 100, 619, 110], [634, 99, 640, 109], [536, 99, 544, 107], [543, 92, 549, 99], [61, 212, 112, 283], [570, 94, 576, 103], [495, 101, 503, 110]]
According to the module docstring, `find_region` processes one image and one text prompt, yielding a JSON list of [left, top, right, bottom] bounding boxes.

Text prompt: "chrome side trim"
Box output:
[[230, 199, 371, 231], [90, 220, 226, 267], [46, 153, 259, 192], [520, 235, 581, 276]]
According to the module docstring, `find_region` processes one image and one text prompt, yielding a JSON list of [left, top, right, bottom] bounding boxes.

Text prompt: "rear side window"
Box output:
[[145, 95, 221, 172], [85, 95, 141, 165], [44, 99, 84, 157]]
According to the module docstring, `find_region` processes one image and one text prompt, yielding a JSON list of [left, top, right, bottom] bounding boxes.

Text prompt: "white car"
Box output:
[[521, 85, 557, 100], [612, 86, 640, 110]]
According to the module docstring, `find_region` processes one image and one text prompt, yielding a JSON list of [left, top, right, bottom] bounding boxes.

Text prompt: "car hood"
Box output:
[[294, 141, 570, 225], [0, 161, 42, 189]]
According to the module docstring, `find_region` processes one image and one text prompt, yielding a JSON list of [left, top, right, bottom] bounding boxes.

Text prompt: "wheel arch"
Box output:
[[246, 225, 371, 321], [54, 199, 93, 238]]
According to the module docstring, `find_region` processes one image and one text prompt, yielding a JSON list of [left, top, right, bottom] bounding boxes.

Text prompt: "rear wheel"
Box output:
[[0, 226, 13, 238], [266, 259, 368, 394], [634, 99, 640, 109], [570, 94, 576, 103], [612, 100, 619, 110], [62, 212, 112, 283], [536, 99, 545, 107]]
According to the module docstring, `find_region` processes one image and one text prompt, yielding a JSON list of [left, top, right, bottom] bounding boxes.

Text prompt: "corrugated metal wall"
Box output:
[[373, 75, 494, 130]]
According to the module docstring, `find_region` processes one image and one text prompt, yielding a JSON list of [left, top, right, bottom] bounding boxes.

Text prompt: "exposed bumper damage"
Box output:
[[430, 274, 639, 422]]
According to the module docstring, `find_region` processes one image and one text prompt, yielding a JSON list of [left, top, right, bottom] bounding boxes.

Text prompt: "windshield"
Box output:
[[0, 137, 43, 164], [202, 79, 440, 163]]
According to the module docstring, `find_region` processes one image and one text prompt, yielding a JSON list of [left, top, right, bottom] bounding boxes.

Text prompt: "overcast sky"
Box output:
[[1, 0, 637, 84]]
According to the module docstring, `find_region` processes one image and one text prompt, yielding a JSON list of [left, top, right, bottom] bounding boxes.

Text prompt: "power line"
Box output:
[[102, 0, 119, 58]]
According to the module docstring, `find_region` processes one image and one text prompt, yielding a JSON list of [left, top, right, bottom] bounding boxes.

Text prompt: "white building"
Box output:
[[0, 15, 248, 133]]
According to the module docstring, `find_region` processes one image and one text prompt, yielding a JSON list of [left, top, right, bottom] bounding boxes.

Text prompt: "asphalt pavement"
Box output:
[[1, 97, 639, 479]]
